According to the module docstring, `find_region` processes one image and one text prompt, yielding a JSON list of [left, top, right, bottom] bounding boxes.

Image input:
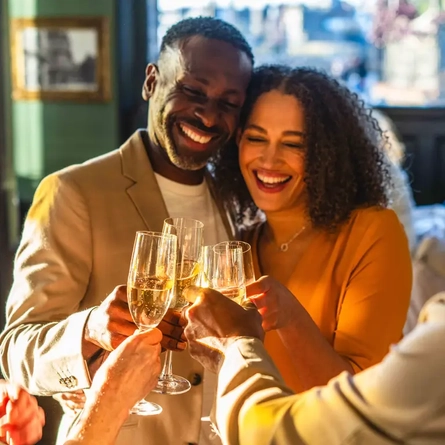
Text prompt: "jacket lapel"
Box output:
[[120, 131, 238, 238], [120, 131, 169, 232]]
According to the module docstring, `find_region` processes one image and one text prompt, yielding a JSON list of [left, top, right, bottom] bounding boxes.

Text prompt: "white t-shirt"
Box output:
[[155, 173, 228, 445]]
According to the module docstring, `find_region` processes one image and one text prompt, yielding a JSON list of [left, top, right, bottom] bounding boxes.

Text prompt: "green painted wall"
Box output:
[[8, 0, 119, 202], [2, 0, 19, 243]]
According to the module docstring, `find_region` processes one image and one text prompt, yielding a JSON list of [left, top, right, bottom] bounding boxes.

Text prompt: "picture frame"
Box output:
[[10, 17, 111, 102]]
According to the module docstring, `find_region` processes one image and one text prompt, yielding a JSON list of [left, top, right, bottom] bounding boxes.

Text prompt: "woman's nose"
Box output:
[[259, 142, 281, 166]]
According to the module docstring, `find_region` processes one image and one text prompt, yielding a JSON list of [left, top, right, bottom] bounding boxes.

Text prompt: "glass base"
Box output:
[[152, 374, 191, 395], [129, 399, 162, 416]]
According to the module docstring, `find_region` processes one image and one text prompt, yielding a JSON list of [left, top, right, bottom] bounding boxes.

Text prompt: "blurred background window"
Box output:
[[156, 0, 445, 108]]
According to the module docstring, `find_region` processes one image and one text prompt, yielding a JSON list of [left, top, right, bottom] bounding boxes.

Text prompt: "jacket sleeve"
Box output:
[[0, 173, 95, 395], [217, 296, 445, 445]]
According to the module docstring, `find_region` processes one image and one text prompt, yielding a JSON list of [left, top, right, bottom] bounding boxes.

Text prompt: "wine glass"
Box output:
[[152, 217, 204, 395], [127, 231, 177, 415], [197, 245, 216, 288], [214, 240, 255, 286], [211, 242, 247, 304]]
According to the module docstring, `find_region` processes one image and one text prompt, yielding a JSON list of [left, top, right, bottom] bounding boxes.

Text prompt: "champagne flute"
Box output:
[[127, 231, 177, 415], [214, 240, 255, 285], [211, 242, 246, 305], [152, 217, 204, 395], [197, 245, 216, 287]]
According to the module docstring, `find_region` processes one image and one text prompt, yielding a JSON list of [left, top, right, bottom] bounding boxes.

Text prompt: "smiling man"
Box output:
[[0, 17, 253, 445]]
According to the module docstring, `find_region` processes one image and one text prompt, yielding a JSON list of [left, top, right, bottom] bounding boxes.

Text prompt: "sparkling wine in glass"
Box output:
[[212, 242, 247, 305], [127, 231, 177, 415], [152, 217, 204, 395]]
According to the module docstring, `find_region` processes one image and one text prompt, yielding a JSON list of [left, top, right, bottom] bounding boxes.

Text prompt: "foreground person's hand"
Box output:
[[0, 380, 45, 445], [89, 328, 163, 408], [66, 329, 163, 445], [52, 390, 86, 416], [183, 287, 264, 373]]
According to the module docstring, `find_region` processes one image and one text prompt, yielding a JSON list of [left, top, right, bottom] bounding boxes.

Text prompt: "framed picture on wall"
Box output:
[[10, 17, 111, 102]]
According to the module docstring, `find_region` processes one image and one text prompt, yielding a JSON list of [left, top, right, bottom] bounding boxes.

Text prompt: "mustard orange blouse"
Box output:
[[243, 207, 412, 393]]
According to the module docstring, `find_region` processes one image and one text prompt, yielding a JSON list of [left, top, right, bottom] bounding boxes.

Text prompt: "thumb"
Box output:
[[182, 286, 205, 305], [135, 328, 163, 344], [246, 276, 270, 297]]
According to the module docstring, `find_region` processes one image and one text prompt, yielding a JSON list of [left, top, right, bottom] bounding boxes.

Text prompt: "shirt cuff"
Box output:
[[35, 308, 97, 394]]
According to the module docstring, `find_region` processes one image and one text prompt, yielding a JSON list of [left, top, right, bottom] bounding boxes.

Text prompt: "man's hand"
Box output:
[[183, 287, 264, 372], [0, 381, 45, 445], [247, 276, 301, 331], [85, 285, 137, 352], [85, 285, 187, 353], [89, 329, 163, 413], [158, 309, 187, 352]]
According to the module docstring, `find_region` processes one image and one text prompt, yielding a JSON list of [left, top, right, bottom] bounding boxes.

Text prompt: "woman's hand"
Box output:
[[0, 381, 45, 445], [247, 276, 301, 331]]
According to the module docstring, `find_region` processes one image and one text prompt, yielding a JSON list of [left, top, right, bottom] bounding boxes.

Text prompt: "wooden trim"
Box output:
[[10, 17, 111, 102]]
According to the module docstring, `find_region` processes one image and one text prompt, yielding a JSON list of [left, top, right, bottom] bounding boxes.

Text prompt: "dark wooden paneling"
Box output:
[[0, 0, 13, 329], [378, 107, 445, 206]]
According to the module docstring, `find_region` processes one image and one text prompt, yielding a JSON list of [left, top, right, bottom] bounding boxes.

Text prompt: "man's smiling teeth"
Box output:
[[256, 172, 291, 184], [180, 123, 212, 144]]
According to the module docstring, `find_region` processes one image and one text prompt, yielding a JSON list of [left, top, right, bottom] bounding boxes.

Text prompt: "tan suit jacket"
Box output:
[[216, 293, 445, 445], [0, 130, 234, 445]]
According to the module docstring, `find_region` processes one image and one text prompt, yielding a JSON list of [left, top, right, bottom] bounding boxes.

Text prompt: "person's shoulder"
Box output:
[[58, 148, 121, 182], [348, 206, 401, 232]]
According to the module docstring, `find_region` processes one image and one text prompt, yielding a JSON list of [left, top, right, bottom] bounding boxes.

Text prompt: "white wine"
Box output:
[[129, 276, 174, 330], [173, 260, 201, 309], [218, 286, 246, 305]]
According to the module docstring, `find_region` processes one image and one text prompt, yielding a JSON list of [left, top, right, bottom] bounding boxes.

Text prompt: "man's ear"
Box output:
[[142, 63, 159, 101]]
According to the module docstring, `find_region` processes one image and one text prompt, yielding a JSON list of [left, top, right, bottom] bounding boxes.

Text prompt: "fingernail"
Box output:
[[178, 342, 187, 350]]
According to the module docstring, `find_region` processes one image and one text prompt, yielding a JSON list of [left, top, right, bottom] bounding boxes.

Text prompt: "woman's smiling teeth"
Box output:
[[255, 171, 291, 187], [179, 123, 213, 144]]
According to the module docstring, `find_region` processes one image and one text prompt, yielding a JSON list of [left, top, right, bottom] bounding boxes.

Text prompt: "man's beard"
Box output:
[[159, 113, 217, 171]]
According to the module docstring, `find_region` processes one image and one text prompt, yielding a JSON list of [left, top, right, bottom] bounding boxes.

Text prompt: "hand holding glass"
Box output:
[[127, 231, 177, 415], [152, 217, 203, 395]]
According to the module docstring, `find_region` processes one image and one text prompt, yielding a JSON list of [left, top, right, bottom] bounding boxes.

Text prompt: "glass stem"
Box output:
[[159, 350, 173, 380]]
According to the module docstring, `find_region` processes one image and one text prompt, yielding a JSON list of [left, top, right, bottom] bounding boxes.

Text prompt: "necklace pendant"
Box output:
[[280, 243, 289, 252]]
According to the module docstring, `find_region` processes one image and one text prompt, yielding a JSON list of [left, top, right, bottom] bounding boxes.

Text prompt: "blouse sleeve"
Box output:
[[334, 209, 412, 373]]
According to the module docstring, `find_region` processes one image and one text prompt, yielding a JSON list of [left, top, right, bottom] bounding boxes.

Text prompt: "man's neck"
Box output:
[[141, 130, 205, 185]]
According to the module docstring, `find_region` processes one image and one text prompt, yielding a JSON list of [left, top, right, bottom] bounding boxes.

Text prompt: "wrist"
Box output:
[[278, 299, 303, 331], [70, 390, 129, 443], [82, 308, 101, 361], [220, 335, 261, 353]]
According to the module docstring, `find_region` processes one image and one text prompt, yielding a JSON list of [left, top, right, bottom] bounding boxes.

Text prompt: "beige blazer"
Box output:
[[0, 130, 234, 445]]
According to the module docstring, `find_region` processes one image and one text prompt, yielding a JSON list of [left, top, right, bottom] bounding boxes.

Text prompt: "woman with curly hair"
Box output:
[[212, 65, 412, 393]]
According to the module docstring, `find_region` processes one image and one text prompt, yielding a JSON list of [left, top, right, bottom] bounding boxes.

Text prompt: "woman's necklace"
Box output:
[[277, 226, 306, 252]]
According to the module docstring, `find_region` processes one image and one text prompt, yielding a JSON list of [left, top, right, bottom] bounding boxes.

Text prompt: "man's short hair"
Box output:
[[160, 16, 254, 65]]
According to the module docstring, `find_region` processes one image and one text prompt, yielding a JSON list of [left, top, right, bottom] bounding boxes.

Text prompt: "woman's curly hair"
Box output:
[[211, 65, 391, 231]]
